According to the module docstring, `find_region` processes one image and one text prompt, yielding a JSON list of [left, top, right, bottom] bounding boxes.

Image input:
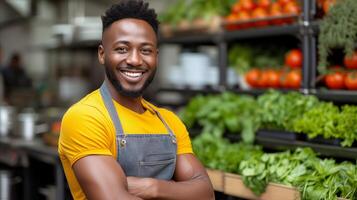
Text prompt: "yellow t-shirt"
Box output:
[[58, 89, 193, 200]]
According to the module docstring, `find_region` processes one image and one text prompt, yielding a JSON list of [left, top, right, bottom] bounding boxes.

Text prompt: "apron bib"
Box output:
[[100, 82, 177, 180]]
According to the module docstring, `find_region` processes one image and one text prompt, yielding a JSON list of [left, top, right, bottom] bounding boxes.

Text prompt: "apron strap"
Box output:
[[99, 82, 124, 137], [144, 102, 176, 140]]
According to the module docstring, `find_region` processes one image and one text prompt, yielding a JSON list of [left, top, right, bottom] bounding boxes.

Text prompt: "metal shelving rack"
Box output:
[[157, 0, 357, 159], [157, 0, 357, 102]]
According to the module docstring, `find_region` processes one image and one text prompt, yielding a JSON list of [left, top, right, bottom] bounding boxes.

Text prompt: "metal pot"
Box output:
[[0, 106, 15, 137], [0, 170, 22, 200], [18, 112, 48, 141], [0, 170, 11, 200]]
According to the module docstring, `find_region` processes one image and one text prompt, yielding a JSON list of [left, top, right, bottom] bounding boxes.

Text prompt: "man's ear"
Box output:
[[98, 44, 105, 65], [156, 49, 159, 64]]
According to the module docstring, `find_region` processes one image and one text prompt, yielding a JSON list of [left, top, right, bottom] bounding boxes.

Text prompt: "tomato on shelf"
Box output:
[[251, 7, 269, 27], [283, 1, 300, 15], [237, 10, 252, 29], [285, 49, 303, 68], [265, 69, 281, 88], [325, 70, 345, 89], [323, 0, 336, 14], [245, 68, 261, 87], [240, 0, 256, 12], [345, 71, 357, 90], [278, 0, 293, 6], [257, 0, 271, 10], [225, 13, 239, 30], [285, 69, 301, 88], [270, 3, 285, 25], [344, 51, 357, 69]]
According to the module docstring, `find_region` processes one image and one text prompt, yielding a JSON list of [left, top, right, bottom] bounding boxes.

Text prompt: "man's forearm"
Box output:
[[153, 175, 214, 200]]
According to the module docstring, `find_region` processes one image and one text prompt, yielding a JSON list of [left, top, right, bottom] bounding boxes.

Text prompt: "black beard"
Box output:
[[105, 65, 156, 98]]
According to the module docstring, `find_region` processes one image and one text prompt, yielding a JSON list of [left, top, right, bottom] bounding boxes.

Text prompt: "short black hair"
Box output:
[[101, 0, 159, 35]]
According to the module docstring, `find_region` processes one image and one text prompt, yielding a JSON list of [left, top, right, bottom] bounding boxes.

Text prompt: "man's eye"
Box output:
[[116, 47, 128, 53], [141, 49, 153, 55]]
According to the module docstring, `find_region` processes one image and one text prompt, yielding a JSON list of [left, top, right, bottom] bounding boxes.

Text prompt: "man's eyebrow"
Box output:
[[113, 40, 156, 47]]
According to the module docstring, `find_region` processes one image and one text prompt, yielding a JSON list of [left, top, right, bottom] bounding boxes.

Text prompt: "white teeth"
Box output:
[[123, 71, 142, 78]]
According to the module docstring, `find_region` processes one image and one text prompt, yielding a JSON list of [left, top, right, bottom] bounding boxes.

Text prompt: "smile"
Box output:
[[123, 71, 143, 78], [120, 70, 146, 83]]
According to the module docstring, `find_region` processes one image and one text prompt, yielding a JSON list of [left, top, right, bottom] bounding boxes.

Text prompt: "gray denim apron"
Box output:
[[100, 82, 177, 180]]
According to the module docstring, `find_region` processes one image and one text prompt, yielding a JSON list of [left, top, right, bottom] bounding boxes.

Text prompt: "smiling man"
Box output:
[[58, 1, 214, 200]]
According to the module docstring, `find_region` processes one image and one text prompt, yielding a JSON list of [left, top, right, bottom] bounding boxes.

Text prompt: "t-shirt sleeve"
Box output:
[[58, 104, 114, 166], [163, 110, 193, 155]]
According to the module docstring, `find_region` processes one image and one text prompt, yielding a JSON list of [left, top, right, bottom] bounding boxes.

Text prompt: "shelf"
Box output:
[[158, 33, 220, 45], [255, 133, 357, 160], [311, 89, 357, 104], [224, 23, 301, 41], [229, 88, 297, 97], [157, 86, 222, 95], [47, 40, 100, 51]]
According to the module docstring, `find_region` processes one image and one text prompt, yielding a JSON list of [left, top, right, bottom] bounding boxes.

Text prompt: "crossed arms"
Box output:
[[73, 153, 215, 200]]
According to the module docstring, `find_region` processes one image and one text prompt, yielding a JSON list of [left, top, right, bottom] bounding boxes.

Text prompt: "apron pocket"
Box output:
[[139, 158, 176, 180]]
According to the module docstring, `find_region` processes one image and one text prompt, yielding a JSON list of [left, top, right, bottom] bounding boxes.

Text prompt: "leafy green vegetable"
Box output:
[[180, 92, 260, 143], [158, 0, 232, 25], [258, 90, 319, 131]]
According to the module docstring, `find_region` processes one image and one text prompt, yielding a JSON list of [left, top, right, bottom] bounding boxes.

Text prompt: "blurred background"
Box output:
[[1, 0, 357, 200]]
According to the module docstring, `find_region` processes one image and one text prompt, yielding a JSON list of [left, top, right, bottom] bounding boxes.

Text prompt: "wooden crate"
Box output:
[[224, 173, 300, 200], [206, 169, 224, 192]]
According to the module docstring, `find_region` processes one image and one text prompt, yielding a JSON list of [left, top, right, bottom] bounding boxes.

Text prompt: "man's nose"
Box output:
[[126, 49, 143, 66]]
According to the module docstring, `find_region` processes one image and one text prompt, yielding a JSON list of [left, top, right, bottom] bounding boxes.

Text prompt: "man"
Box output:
[[1, 52, 32, 99], [58, 1, 214, 200]]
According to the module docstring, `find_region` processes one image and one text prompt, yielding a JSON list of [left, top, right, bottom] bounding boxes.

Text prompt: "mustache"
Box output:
[[119, 65, 148, 71]]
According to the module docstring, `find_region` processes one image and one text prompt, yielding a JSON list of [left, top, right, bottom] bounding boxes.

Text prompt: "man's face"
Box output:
[[98, 18, 158, 98]]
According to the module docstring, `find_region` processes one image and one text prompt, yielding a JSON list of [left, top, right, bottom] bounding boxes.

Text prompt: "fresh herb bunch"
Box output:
[[293, 103, 357, 146], [257, 90, 319, 131], [318, 0, 357, 74], [158, 0, 232, 25], [180, 92, 260, 143], [192, 133, 262, 173], [239, 148, 357, 199]]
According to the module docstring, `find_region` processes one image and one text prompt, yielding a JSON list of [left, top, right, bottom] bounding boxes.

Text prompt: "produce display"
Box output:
[[181, 90, 357, 147], [192, 133, 357, 200], [228, 44, 303, 89], [224, 0, 301, 30]]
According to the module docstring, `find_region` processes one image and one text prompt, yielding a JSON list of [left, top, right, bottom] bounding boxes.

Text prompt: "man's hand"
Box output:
[[127, 177, 157, 199]]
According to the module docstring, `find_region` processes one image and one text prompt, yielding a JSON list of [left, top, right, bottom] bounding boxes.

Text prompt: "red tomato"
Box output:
[[225, 13, 239, 30], [271, 2, 282, 12], [257, 0, 271, 10], [323, 0, 336, 14], [270, 7, 285, 25], [237, 10, 252, 29], [257, 70, 270, 88], [278, 0, 292, 6], [251, 7, 269, 27], [277, 0, 293, 6], [285, 49, 303, 68], [345, 72, 357, 90], [240, 0, 256, 12], [325, 71, 345, 89], [344, 51, 357, 69], [245, 69, 261, 87], [232, 2, 242, 14], [266, 70, 281, 88], [283, 2, 300, 15], [286, 70, 301, 88]]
